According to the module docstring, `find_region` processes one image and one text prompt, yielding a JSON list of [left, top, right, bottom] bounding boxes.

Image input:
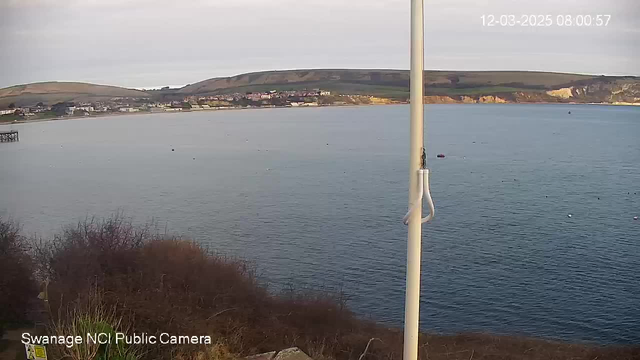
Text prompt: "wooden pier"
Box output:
[[0, 130, 19, 142]]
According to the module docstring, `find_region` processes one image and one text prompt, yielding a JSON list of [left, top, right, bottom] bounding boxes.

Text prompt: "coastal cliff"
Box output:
[[423, 80, 640, 105]]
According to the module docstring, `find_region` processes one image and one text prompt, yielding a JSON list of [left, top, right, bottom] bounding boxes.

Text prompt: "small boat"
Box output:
[[437, 154, 445, 158]]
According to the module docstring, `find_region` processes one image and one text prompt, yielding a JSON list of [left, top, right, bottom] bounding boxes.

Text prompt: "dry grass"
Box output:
[[175, 343, 236, 360], [47, 289, 141, 360]]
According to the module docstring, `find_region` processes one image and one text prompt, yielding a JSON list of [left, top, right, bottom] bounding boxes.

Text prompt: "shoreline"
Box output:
[[1, 101, 638, 127], [1, 102, 400, 126]]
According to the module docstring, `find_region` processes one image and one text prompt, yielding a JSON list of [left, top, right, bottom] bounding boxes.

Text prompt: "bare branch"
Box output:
[[358, 338, 382, 360]]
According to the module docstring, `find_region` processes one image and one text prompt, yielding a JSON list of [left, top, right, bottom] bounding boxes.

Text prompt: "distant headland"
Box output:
[[1, 69, 638, 122]]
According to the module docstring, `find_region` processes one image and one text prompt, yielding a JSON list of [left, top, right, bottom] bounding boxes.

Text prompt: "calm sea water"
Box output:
[[1, 104, 639, 344]]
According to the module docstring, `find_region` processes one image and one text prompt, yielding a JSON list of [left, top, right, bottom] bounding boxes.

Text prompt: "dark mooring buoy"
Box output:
[[437, 154, 445, 158]]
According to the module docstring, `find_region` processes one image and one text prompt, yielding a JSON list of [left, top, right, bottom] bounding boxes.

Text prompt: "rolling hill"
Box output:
[[1, 70, 639, 107], [170, 69, 640, 104], [177, 69, 596, 96], [0, 82, 151, 108]]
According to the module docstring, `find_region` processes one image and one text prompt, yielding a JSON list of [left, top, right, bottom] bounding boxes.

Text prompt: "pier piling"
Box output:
[[0, 130, 19, 142]]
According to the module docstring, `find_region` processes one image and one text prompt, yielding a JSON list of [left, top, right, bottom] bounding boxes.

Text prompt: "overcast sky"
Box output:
[[0, 0, 638, 89]]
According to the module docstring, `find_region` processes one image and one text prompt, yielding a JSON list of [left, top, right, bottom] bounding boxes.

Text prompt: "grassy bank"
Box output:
[[1, 216, 638, 360]]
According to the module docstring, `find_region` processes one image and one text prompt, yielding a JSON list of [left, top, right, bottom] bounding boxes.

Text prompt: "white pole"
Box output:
[[403, 0, 424, 360]]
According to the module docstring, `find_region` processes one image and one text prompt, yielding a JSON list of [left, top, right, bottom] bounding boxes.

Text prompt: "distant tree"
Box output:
[[270, 98, 286, 107], [8, 103, 15, 109], [181, 102, 192, 109], [446, 74, 460, 87], [51, 102, 73, 116], [36, 102, 45, 107]]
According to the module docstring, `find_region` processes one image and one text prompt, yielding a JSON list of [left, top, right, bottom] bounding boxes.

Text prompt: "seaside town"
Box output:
[[0, 89, 395, 122]]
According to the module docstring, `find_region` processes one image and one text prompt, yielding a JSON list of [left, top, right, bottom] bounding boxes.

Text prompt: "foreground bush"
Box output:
[[0, 218, 36, 335], [34, 216, 363, 360], [48, 290, 141, 360], [3, 215, 637, 360]]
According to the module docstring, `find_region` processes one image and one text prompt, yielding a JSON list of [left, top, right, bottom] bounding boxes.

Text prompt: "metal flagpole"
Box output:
[[403, 0, 425, 360]]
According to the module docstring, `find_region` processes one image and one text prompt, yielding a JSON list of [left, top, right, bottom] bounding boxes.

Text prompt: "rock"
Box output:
[[246, 348, 313, 360], [246, 351, 277, 360], [274, 348, 313, 360]]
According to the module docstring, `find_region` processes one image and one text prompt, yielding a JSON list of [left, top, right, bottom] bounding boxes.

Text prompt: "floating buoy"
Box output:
[[634, 216, 638, 221], [437, 154, 445, 158], [567, 214, 572, 218], [568, 111, 571, 114], [172, 149, 175, 151]]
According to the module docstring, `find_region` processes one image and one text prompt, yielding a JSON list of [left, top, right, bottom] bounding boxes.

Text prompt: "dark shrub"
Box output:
[[0, 219, 36, 333]]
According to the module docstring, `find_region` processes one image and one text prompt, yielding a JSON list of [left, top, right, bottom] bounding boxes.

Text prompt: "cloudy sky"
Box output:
[[0, 0, 638, 89]]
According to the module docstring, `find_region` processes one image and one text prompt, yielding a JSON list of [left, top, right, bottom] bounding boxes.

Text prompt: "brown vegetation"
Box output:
[[0, 219, 37, 335], [1, 216, 638, 360]]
